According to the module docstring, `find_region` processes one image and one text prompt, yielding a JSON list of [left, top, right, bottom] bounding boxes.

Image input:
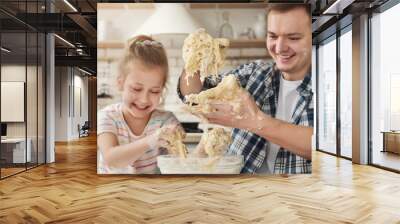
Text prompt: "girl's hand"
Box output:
[[146, 124, 182, 149], [160, 124, 184, 139]]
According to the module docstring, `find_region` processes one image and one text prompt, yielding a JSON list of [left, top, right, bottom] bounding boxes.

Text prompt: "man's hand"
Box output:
[[199, 90, 263, 131]]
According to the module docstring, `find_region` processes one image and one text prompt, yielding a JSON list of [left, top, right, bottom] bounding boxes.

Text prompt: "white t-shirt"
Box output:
[[257, 75, 302, 174]]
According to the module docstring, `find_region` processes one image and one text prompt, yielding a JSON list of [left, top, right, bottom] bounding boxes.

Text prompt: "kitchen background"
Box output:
[[97, 3, 273, 131]]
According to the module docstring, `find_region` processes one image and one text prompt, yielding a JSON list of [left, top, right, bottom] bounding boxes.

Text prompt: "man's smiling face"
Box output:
[[266, 7, 312, 79]]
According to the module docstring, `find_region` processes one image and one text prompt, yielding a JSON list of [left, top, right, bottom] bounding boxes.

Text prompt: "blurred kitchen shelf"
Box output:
[[230, 39, 265, 48], [97, 3, 154, 9], [98, 39, 265, 49], [98, 39, 269, 62], [98, 56, 271, 63], [98, 55, 270, 62], [98, 42, 124, 49], [97, 3, 268, 10], [189, 3, 269, 9]]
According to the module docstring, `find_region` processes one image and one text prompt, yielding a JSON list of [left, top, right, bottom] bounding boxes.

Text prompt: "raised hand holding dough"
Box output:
[[182, 28, 229, 81], [185, 74, 242, 115]]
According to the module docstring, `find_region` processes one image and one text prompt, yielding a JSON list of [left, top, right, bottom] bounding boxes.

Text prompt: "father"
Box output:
[[177, 4, 313, 174]]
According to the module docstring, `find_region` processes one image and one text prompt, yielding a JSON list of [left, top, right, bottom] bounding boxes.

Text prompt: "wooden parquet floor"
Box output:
[[1, 135, 400, 224]]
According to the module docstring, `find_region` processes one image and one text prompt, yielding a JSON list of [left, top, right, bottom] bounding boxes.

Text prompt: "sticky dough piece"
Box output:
[[185, 74, 242, 114], [182, 28, 229, 81], [162, 129, 188, 158], [203, 128, 231, 157]]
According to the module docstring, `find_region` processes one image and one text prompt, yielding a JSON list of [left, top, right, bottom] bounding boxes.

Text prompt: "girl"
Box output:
[[97, 35, 184, 174]]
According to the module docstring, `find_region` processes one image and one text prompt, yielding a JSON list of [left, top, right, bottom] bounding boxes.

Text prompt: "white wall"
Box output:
[[71, 73, 89, 138], [1, 64, 46, 164], [54, 67, 89, 141], [55, 66, 68, 141], [1, 66, 26, 132], [1, 65, 34, 137]]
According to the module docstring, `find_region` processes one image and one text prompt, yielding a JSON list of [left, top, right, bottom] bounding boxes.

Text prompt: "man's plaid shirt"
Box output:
[[177, 60, 313, 174]]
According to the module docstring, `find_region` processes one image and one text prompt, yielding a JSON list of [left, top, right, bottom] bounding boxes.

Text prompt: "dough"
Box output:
[[162, 128, 188, 158], [203, 128, 231, 157], [185, 74, 242, 114], [182, 28, 229, 81]]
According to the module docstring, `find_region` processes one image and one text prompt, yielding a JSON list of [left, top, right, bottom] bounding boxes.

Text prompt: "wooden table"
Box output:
[[381, 131, 400, 154]]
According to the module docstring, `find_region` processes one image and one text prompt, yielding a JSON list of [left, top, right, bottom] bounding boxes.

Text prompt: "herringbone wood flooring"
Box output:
[[0, 135, 399, 223]]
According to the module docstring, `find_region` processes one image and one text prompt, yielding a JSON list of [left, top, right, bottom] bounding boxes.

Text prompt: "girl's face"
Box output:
[[119, 61, 165, 119]]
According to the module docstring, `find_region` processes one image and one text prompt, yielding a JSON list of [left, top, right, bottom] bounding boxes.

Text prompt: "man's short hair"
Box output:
[[267, 4, 311, 21]]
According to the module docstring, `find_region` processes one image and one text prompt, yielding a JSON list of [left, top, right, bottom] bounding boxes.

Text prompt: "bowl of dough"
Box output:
[[157, 127, 244, 174], [157, 154, 244, 174]]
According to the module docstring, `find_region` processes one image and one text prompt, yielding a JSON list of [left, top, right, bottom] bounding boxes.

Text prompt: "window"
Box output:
[[0, 1, 47, 179], [317, 36, 337, 155], [370, 2, 400, 171], [339, 28, 352, 158]]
